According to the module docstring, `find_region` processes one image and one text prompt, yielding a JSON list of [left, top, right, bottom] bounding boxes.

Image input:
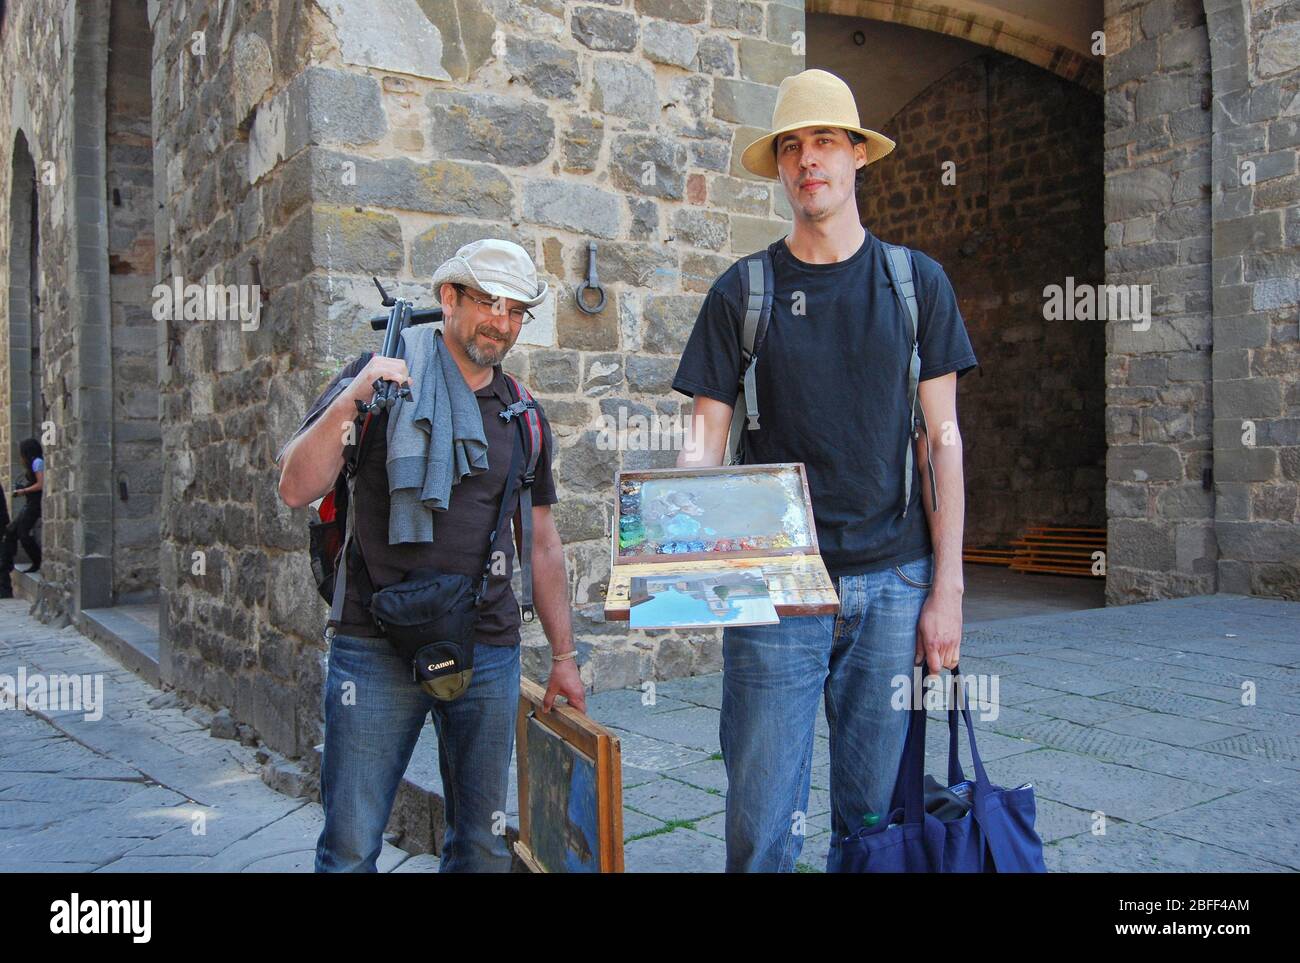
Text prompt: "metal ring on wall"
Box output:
[[575, 240, 606, 314]]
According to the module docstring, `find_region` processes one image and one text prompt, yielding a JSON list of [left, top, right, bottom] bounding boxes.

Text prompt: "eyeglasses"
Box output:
[[456, 286, 535, 325]]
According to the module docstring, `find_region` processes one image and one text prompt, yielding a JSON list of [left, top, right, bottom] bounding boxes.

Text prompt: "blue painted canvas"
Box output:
[[526, 715, 601, 873]]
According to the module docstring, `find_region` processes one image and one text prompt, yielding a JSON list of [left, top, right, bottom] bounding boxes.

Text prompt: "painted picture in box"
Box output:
[[628, 570, 779, 629]]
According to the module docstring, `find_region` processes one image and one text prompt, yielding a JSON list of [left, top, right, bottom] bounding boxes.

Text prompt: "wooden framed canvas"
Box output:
[[514, 678, 624, 873], [604, 463, 840, 623]]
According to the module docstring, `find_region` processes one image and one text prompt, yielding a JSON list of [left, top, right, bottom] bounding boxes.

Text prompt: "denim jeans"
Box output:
[[314, 633, 520, 872], [719, 553, 933, 872]]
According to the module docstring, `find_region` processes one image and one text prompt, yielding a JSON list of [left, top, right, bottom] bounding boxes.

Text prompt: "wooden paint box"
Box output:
[[603, 463, 840, 622]]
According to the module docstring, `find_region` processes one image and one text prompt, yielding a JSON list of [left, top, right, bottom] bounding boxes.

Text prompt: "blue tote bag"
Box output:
[[836, 670, 1047, 873]]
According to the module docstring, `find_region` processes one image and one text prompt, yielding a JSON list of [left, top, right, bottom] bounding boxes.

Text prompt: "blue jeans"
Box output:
[[719, 553, 933, 872], [314, 633, 520, 872]]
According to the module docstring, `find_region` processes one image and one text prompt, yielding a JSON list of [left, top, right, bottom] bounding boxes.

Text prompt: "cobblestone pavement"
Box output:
[[595, 593, 1300, 872], [0, 601, 433, 873], [3, 592, 1297, 873]]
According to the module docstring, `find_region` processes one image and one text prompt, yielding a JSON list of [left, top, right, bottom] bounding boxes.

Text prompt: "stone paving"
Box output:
[[0, 600, 432, 873], [595, 592, 1300, 872], [2, 591, 1297, 873]]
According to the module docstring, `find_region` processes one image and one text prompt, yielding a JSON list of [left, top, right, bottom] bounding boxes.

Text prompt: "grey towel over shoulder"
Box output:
[[385, 325, 489, 544]]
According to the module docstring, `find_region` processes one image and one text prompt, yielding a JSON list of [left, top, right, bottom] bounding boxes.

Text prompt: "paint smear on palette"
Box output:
[[625, 470, 811, 556]]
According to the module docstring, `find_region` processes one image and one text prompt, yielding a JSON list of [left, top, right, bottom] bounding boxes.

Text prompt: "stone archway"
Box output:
[[809, 6, 1107, 605], [806, 0, 1103, 92], [7, 130, 41, 505]]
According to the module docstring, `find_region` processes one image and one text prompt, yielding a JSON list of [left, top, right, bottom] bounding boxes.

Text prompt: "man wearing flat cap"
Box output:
[[674, 69, 979, 871], [277, 239, 585, 872]]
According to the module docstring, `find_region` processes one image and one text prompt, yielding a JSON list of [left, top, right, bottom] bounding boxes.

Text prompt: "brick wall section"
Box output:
[[1205, 0, 1300, 599], [859, 52, 1107, 550], [1103, 0, 1218, 602]]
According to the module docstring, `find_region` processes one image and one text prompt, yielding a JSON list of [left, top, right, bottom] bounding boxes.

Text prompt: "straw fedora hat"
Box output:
[[740, 68, 896, 180]]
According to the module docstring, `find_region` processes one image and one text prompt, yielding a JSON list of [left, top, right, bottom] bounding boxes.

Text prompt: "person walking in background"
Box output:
[[0, 438, 45, 598]]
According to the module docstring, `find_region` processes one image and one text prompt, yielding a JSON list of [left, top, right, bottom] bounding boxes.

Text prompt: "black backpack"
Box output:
[[725, 237, 939, 518], [309, 355, 545, 633]]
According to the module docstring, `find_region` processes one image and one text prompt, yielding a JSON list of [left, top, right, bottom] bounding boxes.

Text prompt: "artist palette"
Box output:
[[604, 463, 840, 621]]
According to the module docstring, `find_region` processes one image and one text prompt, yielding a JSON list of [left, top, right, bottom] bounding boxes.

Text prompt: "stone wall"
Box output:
[[0, 0, 805, 762], [1104, 0, 1299, 604], [1, 0, 79, 620], [859, 52, 1107, 550], [107, 0, 162, 603], [149, 0, 360, 758], [1103, 0, 1218, 602], [1204, 0, 1300, 599], [6, 132, 39, 503], [158, 0, 805, 758]]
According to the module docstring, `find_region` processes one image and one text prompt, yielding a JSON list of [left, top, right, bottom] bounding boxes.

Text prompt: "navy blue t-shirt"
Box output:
[[672, 229, 978, 578]]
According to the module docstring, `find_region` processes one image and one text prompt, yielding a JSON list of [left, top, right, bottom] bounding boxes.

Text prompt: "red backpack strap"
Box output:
[[504, 374, 542, 486]]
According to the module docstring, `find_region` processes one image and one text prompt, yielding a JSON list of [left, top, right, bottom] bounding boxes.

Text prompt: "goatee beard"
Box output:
[[464, 333, 507, 367]]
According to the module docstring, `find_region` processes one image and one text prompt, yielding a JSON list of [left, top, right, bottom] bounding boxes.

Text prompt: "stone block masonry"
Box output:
[[1104, 0, 1300, 603]]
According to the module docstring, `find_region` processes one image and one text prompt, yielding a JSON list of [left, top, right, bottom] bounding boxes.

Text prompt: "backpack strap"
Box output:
[[726, 246, 775, 465], [326, 352, 380, 637], [881, 242, 939, 517], [480, 420, 526, 605], [502, 374, 539, 622], [327, 457, 366, 633], [503, 375, 542, 486]]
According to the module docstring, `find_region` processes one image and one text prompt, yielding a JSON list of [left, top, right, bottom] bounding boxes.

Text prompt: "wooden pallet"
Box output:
[[1026, 526, 1105, 534], [963, 547, 1016, 566], [1010, 525, 1105, 577]]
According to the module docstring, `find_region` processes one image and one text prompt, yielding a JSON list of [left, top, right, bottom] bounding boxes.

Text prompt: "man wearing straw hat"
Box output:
[[674, 69, 979, 872]]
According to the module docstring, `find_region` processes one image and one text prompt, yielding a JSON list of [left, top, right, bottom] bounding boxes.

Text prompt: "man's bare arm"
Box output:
[[915, 372, 965, 596], [277, 356, 410, 509], [914, 371, 965, 672], [531, 504, 586, 713], [529, 505, 575, 659], [677, 395, 734, 468]]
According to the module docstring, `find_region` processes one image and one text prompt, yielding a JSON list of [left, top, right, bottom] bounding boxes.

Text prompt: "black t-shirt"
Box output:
[[672, 229, 978, 579], [277, 353, 557, 646]]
